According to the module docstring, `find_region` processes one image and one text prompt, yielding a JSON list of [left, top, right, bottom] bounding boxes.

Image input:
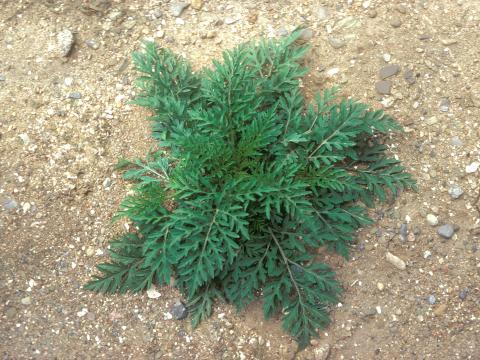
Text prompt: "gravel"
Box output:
[[171, 300, 188, 320], [375, 80, 392, 95], [171, 2, 189, 17], [437, 224, 455, 239], [379, 64, 400, 79], [448, 185, 463, 199], [426, 214, 439, 226]]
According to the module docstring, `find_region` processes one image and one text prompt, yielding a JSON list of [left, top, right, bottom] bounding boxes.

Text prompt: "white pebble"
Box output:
[[426, 214, 438, 226], [386, 252, 406, 270], [147, 287, 161, 299], [383, 53, 391, 62], [466, 162, 479, 173]]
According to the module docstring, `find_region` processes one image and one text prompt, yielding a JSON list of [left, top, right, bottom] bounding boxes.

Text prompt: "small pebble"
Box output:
[[367, 9, 377, 18], [298, 28, 314, 43], [427, 295, 436, 305], [448, 185, 463, 199], [377, 282, 385, 291], [21, 296, 32, 305], [465, 162, 479, 174], [2, 198, 18, 210], [225, 17, 238, 25], [459, 289, 468, 300], [171, 2, 189, 17], [386, 252, 406, 270], [171, 300, 188, 320], [57, 29, 74, 57], [395, 4, 407, 14], [103, 178, 112, 189], [439, 98, 450, 112], [191, 0, 203, 10], [379, 64, 400, 79], [64, 77, 73, 86], [0, 75, 6, 81], [450, 137, 463, 147], [426, 214, 438, 226], [375, 80, 392, 95], [404, 70, 416, 85], [147, 286, 161, 299], [68, 92, 82, 100], [437, 224, 455, 239], [383, 53, 391, 62], [328, 36, 346, 49], [317, 6, 329, 21], [85, 39, 99, 50], [399, 223, 408, 241], [390, 17, 402, 28]]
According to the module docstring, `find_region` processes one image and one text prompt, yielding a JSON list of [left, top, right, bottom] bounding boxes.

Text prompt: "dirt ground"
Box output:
[[1, 0, 480, 359]]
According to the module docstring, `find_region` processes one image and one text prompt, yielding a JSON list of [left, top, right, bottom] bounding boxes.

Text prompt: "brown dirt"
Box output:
[[1, 1, 479, 359]]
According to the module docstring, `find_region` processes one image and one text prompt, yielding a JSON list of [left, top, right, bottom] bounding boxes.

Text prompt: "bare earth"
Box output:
[[1, 0, 480, 359]]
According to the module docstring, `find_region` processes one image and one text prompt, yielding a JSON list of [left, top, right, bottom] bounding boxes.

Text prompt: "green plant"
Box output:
[[85, 31, 415, 349]]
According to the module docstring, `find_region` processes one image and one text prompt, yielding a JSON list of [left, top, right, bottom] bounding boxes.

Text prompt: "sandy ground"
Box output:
[[1, 0, 480, 359]]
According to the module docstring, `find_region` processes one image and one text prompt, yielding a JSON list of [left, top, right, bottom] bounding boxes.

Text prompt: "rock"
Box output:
[[425, 116, 438, 125], [171, 2, 189, 17], [375, 80, 392, 95], [377, 282, 385, 291], [328, 36, 346, 49], [68, 92, 82, 100], [448, 185, 463, 199], [386, 252, 406, 270], [0, 75, 5, 81], [123, 19, 136, 30], [399, 223, 408, 241], [433, 304, 447, 316], [171, 300, 188, 320], [383, 53, 391, 62], [379, 64, 400, 79], [64, 77, 73, 87], [108, 9, 124, 21], [465, 162, 479, 174], [426, 214, 438, 226], [297, 28, 314, 43], [427, 295, 436, 305], [439, 98, 450, 112], [313, 344, 331, 360], [440, 38, 457, 46], [86, 247, 95, 257], [191, 0, 203, 10], [147, 286, 161, 299], [326, 67, 339, 77], [85, 39, 99, 50], [390, 17, 402, 28], [103, 178, 112, 189], [225, 17, 238, 25], [21, 296, 32, 305], [367, 9, 377, 18], [317, 6, 329, 21], [2, 198, 18, 210], [451, 137, 463, 147], [57, 29, 75, 57], [437, 224, 455, 239], [404, 70, 416, 85], [459, 289, 468, 300]]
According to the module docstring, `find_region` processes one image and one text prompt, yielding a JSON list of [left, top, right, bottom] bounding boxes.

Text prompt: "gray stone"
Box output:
[[404, 70, 416, 85], [390, 16, 402, 28], [103, 178, 112, 189], [375, 80, 392, 95], [57, 29, 74, 57], [399, 223, 408, 241], [0, 75, 5, 81], [439, 98, 450, 112], [108, 9, 124, 21], [68, 92, 82, 100], [379, 64, 400, 79], [171, 300, 188, 320], [328, 36, 346, 49], [368, 9, 377, 18], [448, 185, 463, 199], [451, 137, 463, 147], [437, 224, 455, 239], [427, 295, 436, 305], [2, 198, 18, 210], [5, 307, 17, 319], [171, 2, 189, 17], [459, 289, 468, 300], [298, 28, 314, 43], [85, 39, 99, 50]]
